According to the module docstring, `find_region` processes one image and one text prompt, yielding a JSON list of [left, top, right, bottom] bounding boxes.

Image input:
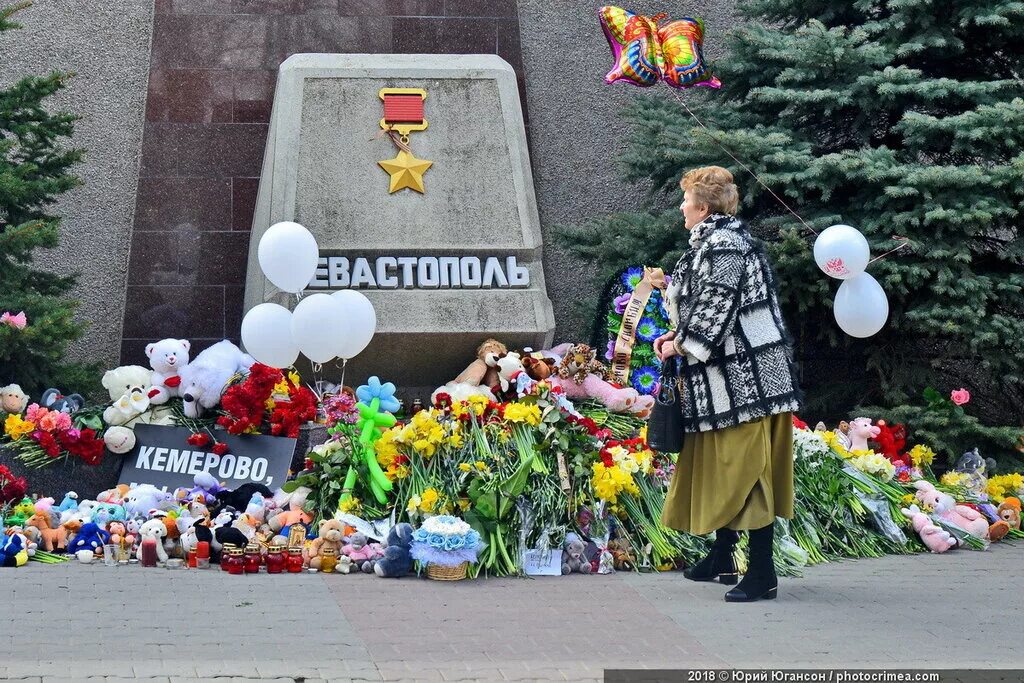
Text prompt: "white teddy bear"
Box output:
[[146, 338, 191, 404], [178, 340, 255, 418], [101, 364, 174, 454], [136, 518, 169, 564]]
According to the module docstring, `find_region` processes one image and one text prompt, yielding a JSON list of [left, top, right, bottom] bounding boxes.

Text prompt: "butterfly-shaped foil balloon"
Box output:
[[599, 6, 721, 90]]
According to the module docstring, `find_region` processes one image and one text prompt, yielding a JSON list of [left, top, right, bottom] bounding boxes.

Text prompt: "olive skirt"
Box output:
[[661, 412, 794, 535]]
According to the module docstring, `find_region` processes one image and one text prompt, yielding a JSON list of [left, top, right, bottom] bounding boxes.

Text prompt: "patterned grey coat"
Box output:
[[667, 214, 801, 432]]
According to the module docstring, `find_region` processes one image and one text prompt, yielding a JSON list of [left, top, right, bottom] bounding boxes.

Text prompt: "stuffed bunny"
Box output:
[[901, 505, 956, 553], [914, 480, 1005, 540]]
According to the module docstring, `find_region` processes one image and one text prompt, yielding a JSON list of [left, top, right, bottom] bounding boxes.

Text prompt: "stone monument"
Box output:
[[244, 54, 555, 395]]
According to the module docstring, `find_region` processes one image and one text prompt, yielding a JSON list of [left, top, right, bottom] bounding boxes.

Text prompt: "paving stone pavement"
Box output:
[[1, 543, 1019, 682]]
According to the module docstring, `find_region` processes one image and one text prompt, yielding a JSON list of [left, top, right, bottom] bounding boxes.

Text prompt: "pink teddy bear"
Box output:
[[901, 505, 956, 553], [914, 480, 991, 539], [842, 417, 881, 452]]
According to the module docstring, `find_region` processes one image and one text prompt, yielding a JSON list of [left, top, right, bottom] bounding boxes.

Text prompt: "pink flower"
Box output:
[[950, 388, 971, 406], [25, 403, 46, 422], [65, 428, 81, 441], [54, 412, 72, 431], [38, 412, 60, 432], [0, 311, 27, 329], [614, 293, 632, 315]]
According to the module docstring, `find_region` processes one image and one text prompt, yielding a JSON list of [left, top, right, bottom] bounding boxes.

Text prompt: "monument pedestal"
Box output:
[[244, 54, 555, 395]]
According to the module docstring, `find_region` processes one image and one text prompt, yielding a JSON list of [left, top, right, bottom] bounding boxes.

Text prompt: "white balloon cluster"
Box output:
[[813, 225, 889, 338], [241, 222, 377, 368]]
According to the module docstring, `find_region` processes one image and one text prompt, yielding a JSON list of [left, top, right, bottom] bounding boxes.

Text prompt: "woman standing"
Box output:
[[654, 166, 801, 602]]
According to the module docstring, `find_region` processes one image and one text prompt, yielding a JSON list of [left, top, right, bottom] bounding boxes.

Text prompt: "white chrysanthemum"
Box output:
[[793, 428, 829, 460]]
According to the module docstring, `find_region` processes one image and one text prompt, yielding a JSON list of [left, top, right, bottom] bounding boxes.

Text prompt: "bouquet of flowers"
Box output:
[[216, 364, 317, 438], [0, 464, 27, 506], [3, 404, 106, 468], [411, 514, 482, 573]]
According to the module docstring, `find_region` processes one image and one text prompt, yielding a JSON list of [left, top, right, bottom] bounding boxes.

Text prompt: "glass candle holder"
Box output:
[[196, 541, 210, 569], [244, 544, 262, 574], [287, 546, 304, 573], [319, 547, 338, 574], [225, 547, 245, 575], [266, 544, 286, 574]]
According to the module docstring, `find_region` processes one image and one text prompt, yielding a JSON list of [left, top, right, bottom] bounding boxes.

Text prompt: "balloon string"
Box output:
[[669, 91, 818, 236], [868, 238, 911, 265], [340, 358, 348, 388]]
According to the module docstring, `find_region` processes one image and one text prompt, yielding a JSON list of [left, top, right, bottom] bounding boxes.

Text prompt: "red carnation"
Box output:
[[188, 432, 212, 447], [212, 442, 230, 456], [434, 393, 452, 409], [792, 415, 808, 430], [33, 431, 61, 458], [0, 465, 28, 505]]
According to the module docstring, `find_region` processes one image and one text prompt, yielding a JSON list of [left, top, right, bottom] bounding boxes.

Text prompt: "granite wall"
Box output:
[[2, 0, 739, 365], [0, 0, 155, 370]]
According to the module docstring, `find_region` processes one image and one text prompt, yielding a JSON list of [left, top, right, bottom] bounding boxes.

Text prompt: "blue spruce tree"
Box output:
[[560, 0, 1024, 434]]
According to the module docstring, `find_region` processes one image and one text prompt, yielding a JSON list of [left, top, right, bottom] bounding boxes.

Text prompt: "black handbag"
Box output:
[[647, 356, 684, 454]]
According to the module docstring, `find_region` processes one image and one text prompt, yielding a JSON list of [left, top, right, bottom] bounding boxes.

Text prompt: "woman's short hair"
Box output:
[[681, 166, 739, 215]]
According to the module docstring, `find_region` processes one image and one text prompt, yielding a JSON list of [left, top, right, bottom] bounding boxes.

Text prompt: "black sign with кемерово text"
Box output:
[[117, 424, 296, 493]]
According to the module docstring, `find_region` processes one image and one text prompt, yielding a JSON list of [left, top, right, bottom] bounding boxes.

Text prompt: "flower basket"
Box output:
[[411, 515, 481, 578], [426, 561, 469, 581]]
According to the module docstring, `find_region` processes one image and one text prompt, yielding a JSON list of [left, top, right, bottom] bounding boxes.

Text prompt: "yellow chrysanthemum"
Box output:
[[907, 444, 935, 467], [4, 414, 34, 441], [986, 473, 1024, 503], [338, 497, 361, 514], [420, 487, 440, 513], [822, 431, 852, 458], [385, 464, 409, 481], [458, 463, 473, 472], [591, 462, 639, 503], [474, 460, 488, 471], [901, 494, 916, 505], [446, 423, 465, 448], [504, 402, 542, 426], [941, 471, 970, 488]]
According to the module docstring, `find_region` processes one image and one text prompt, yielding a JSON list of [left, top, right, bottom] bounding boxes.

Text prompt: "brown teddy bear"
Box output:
[[452, 338, 507, 389], [998, 497, 1021, 531], [305, 519, 345, 570]]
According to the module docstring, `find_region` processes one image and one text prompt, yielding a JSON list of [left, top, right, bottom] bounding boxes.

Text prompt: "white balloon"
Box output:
[[813, 224, 870, 280], [257, 221, 320, 293], [834, 272, 889, 338], [290, 293, 346, 364], [331, 290, 377, 360], [241, 303, 299, 368]]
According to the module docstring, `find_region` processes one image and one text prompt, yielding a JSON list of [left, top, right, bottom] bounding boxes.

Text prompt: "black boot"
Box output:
[[725, 523, 777, 602], [683, 529, 738, 584]]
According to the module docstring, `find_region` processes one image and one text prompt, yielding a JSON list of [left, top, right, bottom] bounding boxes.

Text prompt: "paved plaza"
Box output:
[[1, 543, 1019, 682]]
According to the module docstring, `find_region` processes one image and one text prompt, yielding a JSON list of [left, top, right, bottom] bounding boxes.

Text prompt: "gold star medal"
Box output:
[[377, 88, 432, 194], [378, 150, 433, 194]]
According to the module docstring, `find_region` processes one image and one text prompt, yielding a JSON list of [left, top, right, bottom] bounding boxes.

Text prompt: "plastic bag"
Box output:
[[774, 518, 809, 567], [858, 492, 908, 545]]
